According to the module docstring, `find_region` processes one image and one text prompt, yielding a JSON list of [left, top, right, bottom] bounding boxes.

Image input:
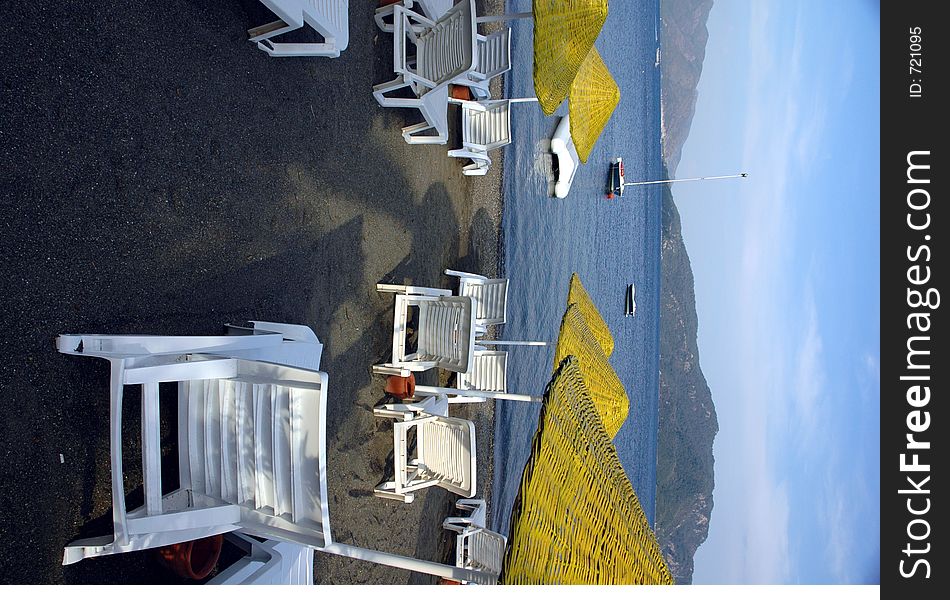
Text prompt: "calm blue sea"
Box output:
[[490, 0, 663, 536]]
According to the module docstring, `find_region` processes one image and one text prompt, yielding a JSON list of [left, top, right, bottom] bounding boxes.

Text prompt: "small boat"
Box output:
[[655, 47, 661, 67], [607, 156, 625, 199], [625, 283, 636, 316]]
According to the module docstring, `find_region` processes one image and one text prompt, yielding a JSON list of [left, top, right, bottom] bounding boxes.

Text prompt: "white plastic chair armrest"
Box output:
[[373, 364, 412, 377], [445, 269, 489, 281], [394, 360, 438, 371], [450, 98, 490, 112], [377, 283, 452, 296]]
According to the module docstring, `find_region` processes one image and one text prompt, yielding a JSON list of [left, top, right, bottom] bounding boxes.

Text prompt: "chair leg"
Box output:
[[373, 77, 421, 108], [248, 19, 299, 42], [443, 517, 473, 533], [62, 535, 116, 565], [403, 122, 447, 145], [257, 40, 340, 58], [374, 481, 414, 503], [374, 4, 397, 33]]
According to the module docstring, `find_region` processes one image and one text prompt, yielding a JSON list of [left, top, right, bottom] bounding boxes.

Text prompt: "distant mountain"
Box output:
[[656, 180, 719, 584], [656, 0, 718, 585], [660, 0, 715, 176]]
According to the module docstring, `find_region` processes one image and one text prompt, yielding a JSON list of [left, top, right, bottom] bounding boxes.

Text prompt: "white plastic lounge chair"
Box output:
[[374, 411, 477, 503], [447, 526, 507, 581], [551, 115, 580, 198], [209, 533, 314, 585], [373, 284, 476, 376], [374, 0, 455, 32], [58, 324, 333, 565], [454, 28, 512, 100], [249, 1, 349, 58], [442, 498, 487, 532], [445, 269, 508, 328]]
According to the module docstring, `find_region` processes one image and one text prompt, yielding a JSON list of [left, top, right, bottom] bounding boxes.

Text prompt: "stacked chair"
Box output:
[[373, 0, 514, 155], [373, 0, 478, 145]]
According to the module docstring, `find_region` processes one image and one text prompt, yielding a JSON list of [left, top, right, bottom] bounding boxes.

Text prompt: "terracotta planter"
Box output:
[[156, 535, 223, 580], [384, 373, 416, 399]]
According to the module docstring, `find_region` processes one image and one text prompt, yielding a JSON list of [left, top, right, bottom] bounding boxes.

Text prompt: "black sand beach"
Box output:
[[1, 0, 504, 584]]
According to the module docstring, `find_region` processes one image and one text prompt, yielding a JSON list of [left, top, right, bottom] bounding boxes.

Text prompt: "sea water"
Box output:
[[491, 0, 663, 536]]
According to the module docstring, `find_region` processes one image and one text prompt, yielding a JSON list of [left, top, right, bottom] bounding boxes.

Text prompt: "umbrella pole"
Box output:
[[319, 543, 497, 585], [415, 384, 543, 403], [478, 339, 549, 347]]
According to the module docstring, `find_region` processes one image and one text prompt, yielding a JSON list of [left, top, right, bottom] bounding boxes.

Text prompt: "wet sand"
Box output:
[[0, 0, 504, 584]]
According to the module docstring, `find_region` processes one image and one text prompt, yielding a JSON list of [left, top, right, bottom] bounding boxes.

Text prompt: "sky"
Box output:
[[671, 0, 880, 584]]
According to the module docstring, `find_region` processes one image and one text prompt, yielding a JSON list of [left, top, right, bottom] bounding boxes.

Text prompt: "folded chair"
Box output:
[[374, 411, 477, 503], [58, 323, 333, 565], [374, 0, 476, 144], [249, 1, 349, 58], [373, 284, 476, 376]]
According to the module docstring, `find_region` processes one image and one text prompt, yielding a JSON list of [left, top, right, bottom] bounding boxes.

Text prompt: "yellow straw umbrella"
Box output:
[[530, 0, 610, 114], [567, 46, 620, 162], [566, 272, 615, 356], [553, 303, 629, 437], [501, 356, 674, 584], [499, 273, 673, 584]]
